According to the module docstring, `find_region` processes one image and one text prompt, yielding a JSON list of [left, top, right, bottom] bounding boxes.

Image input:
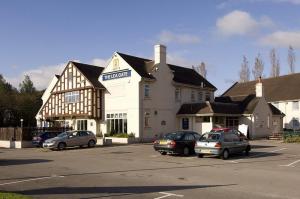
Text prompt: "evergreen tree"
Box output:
[[19, 75, 36, 93]]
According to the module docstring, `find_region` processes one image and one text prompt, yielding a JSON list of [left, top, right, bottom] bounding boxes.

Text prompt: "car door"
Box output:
[[66, 131, 80, 147], [231, 133, 244, 153], [183, 133, 195, 150], [78, 131, 90, 146]]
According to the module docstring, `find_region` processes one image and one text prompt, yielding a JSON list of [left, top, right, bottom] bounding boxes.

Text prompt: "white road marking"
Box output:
[[280, 159, 300, 167], [154, 192, 184, 199], [0, 175, 64, 186], [230, 148, 287, 163]]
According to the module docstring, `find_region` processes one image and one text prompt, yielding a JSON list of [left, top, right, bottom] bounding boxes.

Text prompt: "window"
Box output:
[[191, 90, 195, 102], [182, 118, 189, 130], [175, 88, 181, 101], [77, 120, 87, 130], [144, 112, 150, 128], [292, 101, 299, 111], [144, 84, 150, 98], [65, 91, 79, 103], [203, 116, 210, 123], [79, 131, 89, 136], [113, 58, 119, 71], [106, 113, 127, 134], [198, 91, 203, 102], [205, 92, 211, 101]]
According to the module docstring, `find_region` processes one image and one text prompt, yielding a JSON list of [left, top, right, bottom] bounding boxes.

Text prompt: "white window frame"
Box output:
[[175, 88, 181, 101]]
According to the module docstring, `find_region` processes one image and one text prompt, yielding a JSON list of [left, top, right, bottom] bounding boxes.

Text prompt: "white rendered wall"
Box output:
[[272, 100, 300, 129], [99, 53, 142, 138]]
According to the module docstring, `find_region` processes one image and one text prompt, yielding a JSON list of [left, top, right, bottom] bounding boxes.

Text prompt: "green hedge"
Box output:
[[104, 133, 135, 138], [283, 131, 300, 143], [0, 193, 31, 199]]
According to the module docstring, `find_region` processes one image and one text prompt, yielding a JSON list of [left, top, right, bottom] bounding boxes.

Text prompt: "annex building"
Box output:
[[36, 45, 284, 140]]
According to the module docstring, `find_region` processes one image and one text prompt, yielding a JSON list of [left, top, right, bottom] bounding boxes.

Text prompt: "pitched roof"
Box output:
[[222, 73, 300, 102], [177, 102, 242, 115], [71, 61, 105, 89], [168, 64, 216, 90], [117, 52, 216, 90], [268, 103, 285, 116]]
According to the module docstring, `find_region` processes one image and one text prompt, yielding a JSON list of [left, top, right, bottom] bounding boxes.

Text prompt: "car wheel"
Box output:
[[221, 149, 230, 160], [183, 147, 190, 156], [57, 142, 66, 151], [245, 145, 251, 156], [160, 152, 167, 155], [88, 140, 96, 148], [197, 154, 203, 158]]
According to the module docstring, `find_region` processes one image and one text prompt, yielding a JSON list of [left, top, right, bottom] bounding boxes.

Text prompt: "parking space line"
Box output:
[[0, 175, 64, 186], [280, 159, 300, 167], [154, 192, 184, 199], [230, 148, 287, 163]]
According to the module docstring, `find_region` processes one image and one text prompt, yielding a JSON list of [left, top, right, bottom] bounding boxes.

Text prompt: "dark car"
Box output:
[[153, 131, 201, 156], [32, 131, 61, 147]]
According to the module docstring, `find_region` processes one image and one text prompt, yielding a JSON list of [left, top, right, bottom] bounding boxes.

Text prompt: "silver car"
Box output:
[[43, 130, 97, 150], [195, 131, 251, 159]]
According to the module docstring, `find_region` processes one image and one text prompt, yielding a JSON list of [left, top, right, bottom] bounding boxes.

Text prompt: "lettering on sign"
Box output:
[[102, 69, 131, 81]]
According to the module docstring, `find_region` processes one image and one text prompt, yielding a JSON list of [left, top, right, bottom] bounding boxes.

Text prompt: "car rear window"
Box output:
[[163, 132, 184, 140], [200, 133, 221, 142]]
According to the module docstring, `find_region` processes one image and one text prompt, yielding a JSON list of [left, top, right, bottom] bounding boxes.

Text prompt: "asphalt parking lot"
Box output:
[[0, 140, 300, 199]]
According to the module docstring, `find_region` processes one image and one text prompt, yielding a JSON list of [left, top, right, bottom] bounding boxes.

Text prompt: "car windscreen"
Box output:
[[200, 133, 221, 142], [163, 132, 184, 140]]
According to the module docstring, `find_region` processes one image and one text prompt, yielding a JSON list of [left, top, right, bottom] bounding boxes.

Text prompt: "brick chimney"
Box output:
[[154, 44, 166, 65]]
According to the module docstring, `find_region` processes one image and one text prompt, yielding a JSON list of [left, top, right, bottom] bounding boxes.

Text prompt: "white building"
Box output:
[[99, 45, 216, 140], [223, 74, 299, 130], [37, 45, 284, 140]]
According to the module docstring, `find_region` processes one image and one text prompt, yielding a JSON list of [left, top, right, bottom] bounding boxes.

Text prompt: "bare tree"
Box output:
[[270, 48, 280, 77], [288, 45, 296, 74], [252, 53, 264, 80], [239, 56, 250, 82]]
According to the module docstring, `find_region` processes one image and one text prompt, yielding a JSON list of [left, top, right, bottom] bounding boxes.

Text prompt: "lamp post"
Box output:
[[20, 119, 24, 128]]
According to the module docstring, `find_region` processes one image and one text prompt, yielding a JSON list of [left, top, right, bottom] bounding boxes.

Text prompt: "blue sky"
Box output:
[[1, 0, 300, 94]]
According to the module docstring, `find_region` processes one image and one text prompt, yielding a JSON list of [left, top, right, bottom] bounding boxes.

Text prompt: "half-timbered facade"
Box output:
[[38, 61, 105, 134]]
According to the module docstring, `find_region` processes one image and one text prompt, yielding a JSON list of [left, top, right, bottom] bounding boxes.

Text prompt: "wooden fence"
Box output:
[[0, 127, 72, 141]]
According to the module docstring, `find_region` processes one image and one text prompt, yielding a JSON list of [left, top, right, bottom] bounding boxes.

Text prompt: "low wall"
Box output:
[[105, 137, 136, 144], [0, 140, 33, 149]]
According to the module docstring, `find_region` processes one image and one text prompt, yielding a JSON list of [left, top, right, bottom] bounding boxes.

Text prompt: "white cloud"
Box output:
[[90, 58, 109, 67], [158, 30, 201, 45], [216, 10, 274, 36], [5, 58, 109, 90], [260, 31, 300, 48]]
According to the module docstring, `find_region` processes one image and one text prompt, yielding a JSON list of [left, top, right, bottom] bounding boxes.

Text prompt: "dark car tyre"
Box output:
[[58, 142, 66, 151], [183, 147, 190, 156], [160, 152, 167, 155], [197, 154, 204, 158], [245, 145, 251, 156], [88, 140, 96, 148], [221, 149, 230, 160]]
